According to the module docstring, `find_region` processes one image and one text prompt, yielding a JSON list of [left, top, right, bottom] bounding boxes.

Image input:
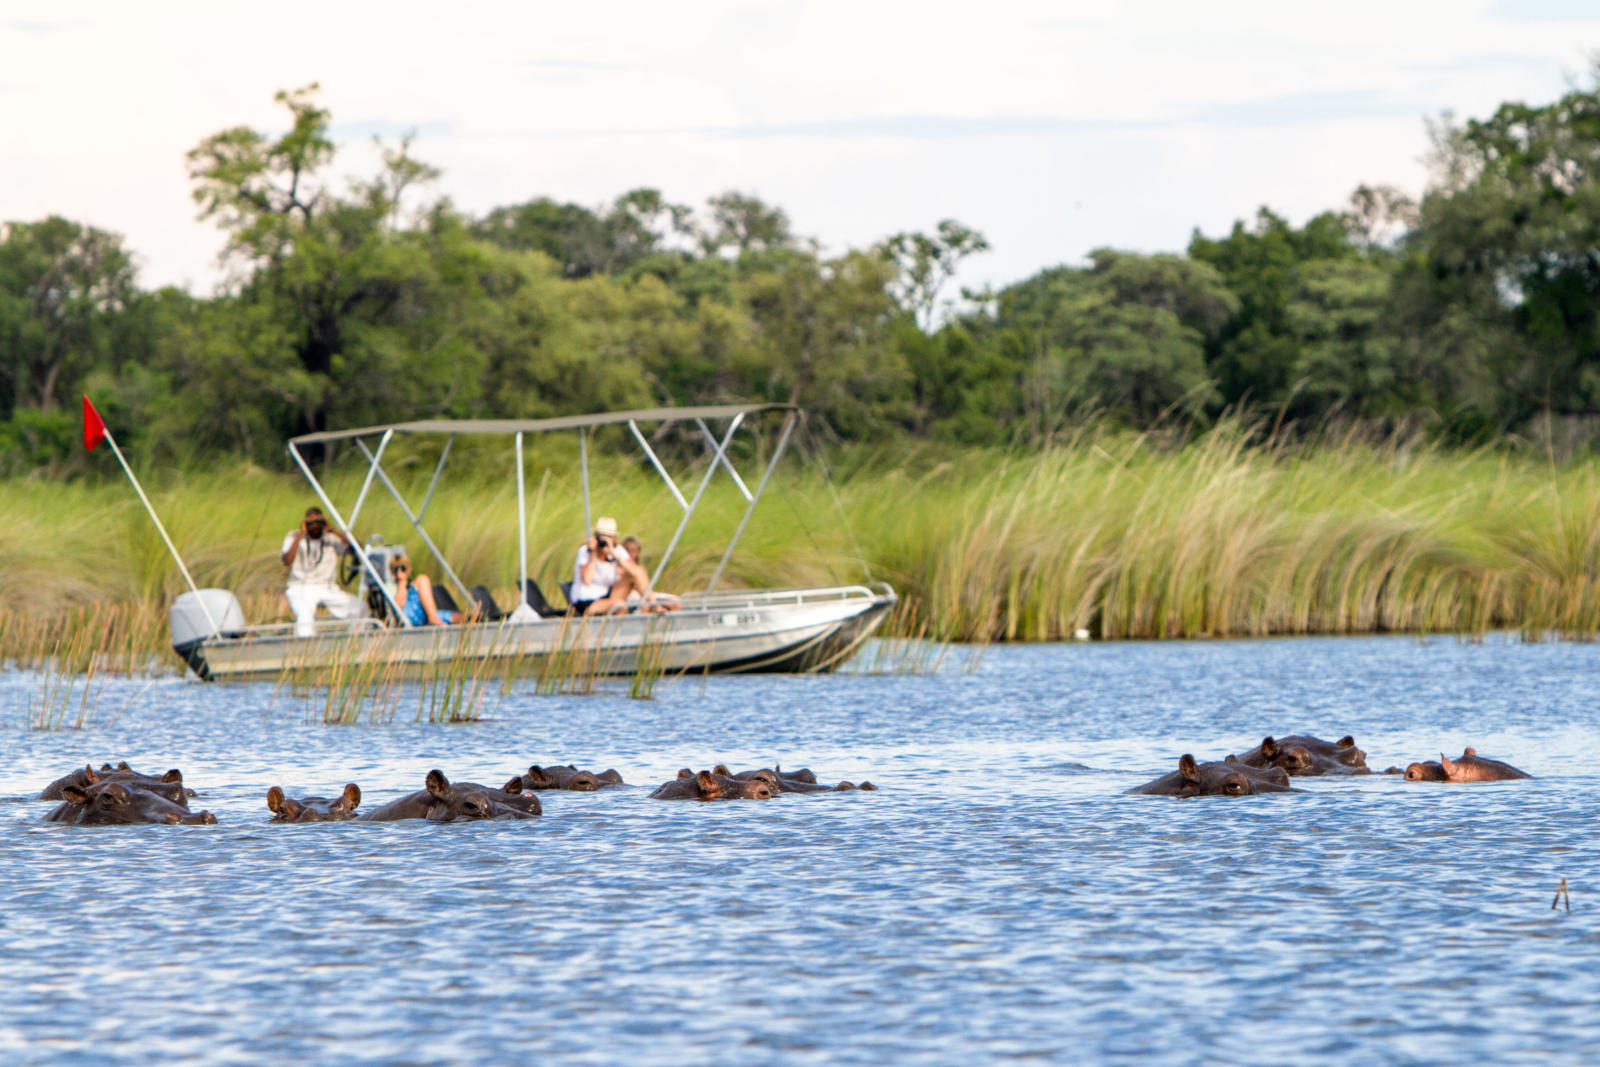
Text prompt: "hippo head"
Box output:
[[1404, 761, 1447, 782], [522, 765, 560, 789], [64, 783, 216, 825], [422, 770, 512, 821], [267, 783, 362, 821], [1177, 754, 1292, 797], [691, 770, 774, 800]]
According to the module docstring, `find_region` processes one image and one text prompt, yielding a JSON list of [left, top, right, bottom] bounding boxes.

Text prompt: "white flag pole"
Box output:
[[89, 403, 220, 636]]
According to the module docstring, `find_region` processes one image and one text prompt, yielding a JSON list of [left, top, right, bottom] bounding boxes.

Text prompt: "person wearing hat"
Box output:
[[570, 516, 654, 615]]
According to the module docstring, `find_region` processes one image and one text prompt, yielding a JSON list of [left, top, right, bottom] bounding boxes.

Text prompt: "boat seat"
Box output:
[[523, 579, 567, 617], [470, 585, 505, 621], [432, 585, 462, 614]]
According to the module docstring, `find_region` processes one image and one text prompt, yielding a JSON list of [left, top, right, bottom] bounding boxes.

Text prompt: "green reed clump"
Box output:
[[416, 621, 501, 723], [627, 616, 672, 699], [28, 624, 104, 730]]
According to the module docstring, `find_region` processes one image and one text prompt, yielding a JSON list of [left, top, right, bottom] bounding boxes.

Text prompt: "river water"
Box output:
[[2, 635, 1597, 1064]]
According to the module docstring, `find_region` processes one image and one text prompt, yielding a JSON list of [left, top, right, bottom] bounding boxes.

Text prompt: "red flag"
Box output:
[[83, 394, 108, 451]]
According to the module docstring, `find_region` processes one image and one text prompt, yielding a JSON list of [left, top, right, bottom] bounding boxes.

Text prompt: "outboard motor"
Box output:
[[357, 536, 406, 620], [170, 589, 247, 679]]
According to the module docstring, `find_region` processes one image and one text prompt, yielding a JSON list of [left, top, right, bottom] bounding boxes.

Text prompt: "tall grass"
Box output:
[[8, 423, 1600, 673]]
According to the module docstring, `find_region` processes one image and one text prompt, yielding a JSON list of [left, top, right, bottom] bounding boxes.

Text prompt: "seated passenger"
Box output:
[[389, 555, 462, 626], [570, 516, 653, 616], [622, 536, 680, 613]]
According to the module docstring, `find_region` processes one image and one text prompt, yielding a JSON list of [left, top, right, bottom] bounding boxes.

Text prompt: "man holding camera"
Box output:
[[281, 506, 365, 637], [570, 516, 654, 616]]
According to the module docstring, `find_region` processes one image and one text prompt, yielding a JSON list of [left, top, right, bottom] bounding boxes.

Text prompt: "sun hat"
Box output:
[[595, 516, 619, 537]]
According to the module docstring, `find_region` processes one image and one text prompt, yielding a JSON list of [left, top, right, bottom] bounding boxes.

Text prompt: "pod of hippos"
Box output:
[[1129, 734, 1533, 797], [32, 760, 877, 826]]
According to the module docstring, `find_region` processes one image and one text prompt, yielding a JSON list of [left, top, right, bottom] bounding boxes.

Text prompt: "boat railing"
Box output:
[[219, 617, 390, 642], [675, 582, 896, 610]]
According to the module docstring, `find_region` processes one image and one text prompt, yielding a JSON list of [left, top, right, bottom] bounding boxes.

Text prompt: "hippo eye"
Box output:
[[1223, 781, 1245, 795]]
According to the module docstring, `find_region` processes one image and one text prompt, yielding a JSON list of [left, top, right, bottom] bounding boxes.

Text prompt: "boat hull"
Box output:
[[177, 585, 896, 682]]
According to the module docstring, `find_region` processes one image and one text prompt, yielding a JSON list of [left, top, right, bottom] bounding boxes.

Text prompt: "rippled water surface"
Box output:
[[3, 636, 1599, 1063]]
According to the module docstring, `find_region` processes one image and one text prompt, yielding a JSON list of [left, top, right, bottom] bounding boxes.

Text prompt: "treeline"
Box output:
[[5, 74, 1600, 473]]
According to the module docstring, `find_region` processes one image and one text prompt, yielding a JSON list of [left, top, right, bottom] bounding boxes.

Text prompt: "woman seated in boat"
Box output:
[[389, 555, 463, 626], [571, 516, 656, 616], [622, 536, 680, 612]]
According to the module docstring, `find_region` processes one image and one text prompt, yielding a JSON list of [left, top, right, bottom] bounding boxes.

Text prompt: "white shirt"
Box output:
[[571, 544, 630, 601], [282, 530, 342, 586]]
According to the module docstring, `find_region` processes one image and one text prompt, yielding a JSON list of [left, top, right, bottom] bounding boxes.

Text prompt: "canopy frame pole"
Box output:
[[579, 429, 592, 533], [288, 440, 409, 626], [708, 411, 796, 592], [355, 438, 474, 607], [516, 431, 529, 609], [629, 419, 688, 510], [697, 417, 753, 501], [347, 428, 393, 530], [657, 414, 743, 582], [417, 435, 453, 522]]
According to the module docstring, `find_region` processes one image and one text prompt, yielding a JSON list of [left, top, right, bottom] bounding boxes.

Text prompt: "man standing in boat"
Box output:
[[281, 507, 365, 637], [571, 516, 654, 615]]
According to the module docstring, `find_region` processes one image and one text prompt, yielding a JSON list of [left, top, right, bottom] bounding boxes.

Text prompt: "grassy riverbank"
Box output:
[[5, 423, 1600, 673]]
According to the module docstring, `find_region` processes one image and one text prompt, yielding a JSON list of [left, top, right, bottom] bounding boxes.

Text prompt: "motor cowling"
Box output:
[[170, 589, 247, 647]]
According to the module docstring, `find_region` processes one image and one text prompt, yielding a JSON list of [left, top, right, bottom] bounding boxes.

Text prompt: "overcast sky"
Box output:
[[4, 0, 1598, 302]]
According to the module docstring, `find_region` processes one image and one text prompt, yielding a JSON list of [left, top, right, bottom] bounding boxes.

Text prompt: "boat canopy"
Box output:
[[285, 402, 812, 626], [288, 403, 799, 446]]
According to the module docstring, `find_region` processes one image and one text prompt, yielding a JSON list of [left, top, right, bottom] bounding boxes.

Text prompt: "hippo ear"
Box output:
[[676, 768, 694, 780], [340, 783, 361, 811], [83, 764, 102, 784], [1259, 737, 1279, 759], [162, 769, 184, 784], [695, 770, 718, 796], [503, 776, 524, 794], [1439, 754, 1458, 777], [63, 785, 92, 806], [1463, 746, 1476, 756], [1337, 736, 1356, 748], [525, 766, 551, 787], [712, 764, 732, 777], [425, 770, 451, 799], [599, 769, 624, 784], [266, 786, 286, 813], [1178, 754, 1200, 783]]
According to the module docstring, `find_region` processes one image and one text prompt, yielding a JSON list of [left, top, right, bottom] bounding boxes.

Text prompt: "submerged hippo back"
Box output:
[[1439, 748, 1531, 782]]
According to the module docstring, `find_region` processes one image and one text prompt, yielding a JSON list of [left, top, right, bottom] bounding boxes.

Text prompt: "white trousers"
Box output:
[[286, 583, 366, 638]]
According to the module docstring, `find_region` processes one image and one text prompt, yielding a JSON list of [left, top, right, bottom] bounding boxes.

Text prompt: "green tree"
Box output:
[[995, 252, 1235, 428], [187, 86, 488, 451], [879, 219, 990, 330], [1405, 69, 1600, 429], [0, 216, 136, 417]]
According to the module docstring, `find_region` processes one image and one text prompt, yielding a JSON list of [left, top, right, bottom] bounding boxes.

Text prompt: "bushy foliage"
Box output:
[[8, 73, 1600, 471]]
